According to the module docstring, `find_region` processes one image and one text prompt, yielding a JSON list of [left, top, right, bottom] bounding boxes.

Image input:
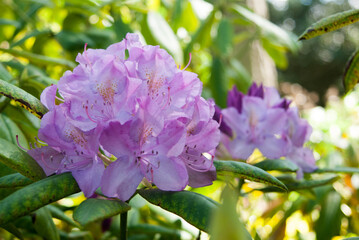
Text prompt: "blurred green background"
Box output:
[[2, 0, 359, 239]]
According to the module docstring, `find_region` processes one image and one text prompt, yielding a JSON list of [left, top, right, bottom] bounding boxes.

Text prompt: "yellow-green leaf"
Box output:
[[0, 79, 48, 118], [299, 9, 359, 40], [343, 49, 359, 93]]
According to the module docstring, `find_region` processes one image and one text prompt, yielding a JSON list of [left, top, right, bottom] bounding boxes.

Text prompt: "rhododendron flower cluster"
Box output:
[[214, 83, 317, 177], [27, 33, 220, 201]]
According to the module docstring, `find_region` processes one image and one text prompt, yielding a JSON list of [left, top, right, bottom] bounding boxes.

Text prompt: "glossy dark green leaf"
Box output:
[[46, 205, 81, 228], [0, 48, 76, 68], [73, 198, 131, 226], [299, 9, 359, 40], [0, 79, 48, 118], [0, 138, 45, 181], [147, 11, 183, 63], [343, 49, 359, 93], [138, 189, 218, 233], [33, 207, 60, 240], [0, 172, 80, 225], [0, 173, 32, 188], [214, 160, 287, 191], [254, 159, 298, 172], [1, 223, 23, 239], [314, 167, 359, 174]]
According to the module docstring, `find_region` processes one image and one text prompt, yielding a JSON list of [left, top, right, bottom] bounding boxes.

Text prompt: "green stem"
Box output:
[[120, 212, 128, 240]]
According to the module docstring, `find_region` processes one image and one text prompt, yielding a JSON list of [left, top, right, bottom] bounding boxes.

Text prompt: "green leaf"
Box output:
[[259, 176, 340, 192], [342, 238, 359, 240], [211, 185, 252, 240], [46, 205, 81, 228], [11, 29, 52, 48], [33, 207, 60, 240], [232, 4, 298, 52], [0, 48, 76, 68], [343, 49, 359, 93], [0, 138, 45, 181], [0, 113, 28, 148], [210, 56, 227, 108], [1, 223, 23, 239], [128, 224, 181, 238], [0, 172, 80, 225], [214, 160, 287, 191], [254, 159, 298, 172], [138, 189, 218, 233], [185, 10, 215, 58], [73, 198, 131, 226], [214, 18, 233, 55], [298, 9, 359, 40], [314, 167, 359, 174], [0, 173, 32, 188], [0, 79, 48, 118], [147, 11, 183, 64], [0, 63, 12, 82]]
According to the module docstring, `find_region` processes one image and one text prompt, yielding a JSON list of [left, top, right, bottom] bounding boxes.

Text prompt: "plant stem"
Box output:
[[120, 212, 128, 240]]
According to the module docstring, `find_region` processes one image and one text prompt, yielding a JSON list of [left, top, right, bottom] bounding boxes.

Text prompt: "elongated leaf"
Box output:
[[0, 48, 76, 68], [1, 223, 23, 239], [314, 167, 359, 174], [138, 189, 218, 233], [210, 56, 227, 108], [73, 198, 130, 226], [46, 205, 81, 228], [343, 50, 359, 93], [259, 176, 340, 192], [11, 29, 52, 48], [33, 207, 60, 240], [214, 18, 233, 55], [147, 11, 183, 63], [0, 138, 45, 181], [232, 4, 298, 52], [299, 9, 359, 40], [0, 172, 80, 225], [0, 79, 48, 118], [0, 113, 28, 148], [342, 238, 359, 240], [128, 224, 181, 238], [0, 64, 12, 82], [0, 173, 32, 188], [214, 160, 287, 191], [254, 159, 298, 172]]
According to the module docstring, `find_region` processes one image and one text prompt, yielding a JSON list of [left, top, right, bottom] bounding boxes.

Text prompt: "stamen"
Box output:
[[182, 53, 192, 71], [55, 96, 64, 103], [40, 152, 57, 171], [35, 137, 46, 145], [83, 43, 93, 69], [85, 106, 97, 123], [218, 114, 223, 126], [16, 135, 29, 151]]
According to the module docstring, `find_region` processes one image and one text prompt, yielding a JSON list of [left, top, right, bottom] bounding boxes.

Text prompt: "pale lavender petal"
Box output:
[[152, 156, 188, 191], [258, 136, 289, 159], [27, 146, 64, 176], [101, 156, 143, 201], [72, 157, 105, 197], [187, 164, 216, 188], [100, 121, 136, 157], [40, 84, 57, 110]]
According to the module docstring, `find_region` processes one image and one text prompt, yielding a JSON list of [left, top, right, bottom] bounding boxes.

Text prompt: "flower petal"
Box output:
[[152, 156, 188, 191], [101, 156, 143, 201], [72, 157, 105, 197]]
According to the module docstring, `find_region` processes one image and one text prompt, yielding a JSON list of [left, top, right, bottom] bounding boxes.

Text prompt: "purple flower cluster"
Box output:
[[28, 33, 220, 201], [214, 83, 317, 177]]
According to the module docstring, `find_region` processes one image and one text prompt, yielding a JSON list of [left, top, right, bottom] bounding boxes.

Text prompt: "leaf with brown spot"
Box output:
[[299, 9, 359, 40], [0, 79, 48, 118], [344, 49, 359, 93]]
